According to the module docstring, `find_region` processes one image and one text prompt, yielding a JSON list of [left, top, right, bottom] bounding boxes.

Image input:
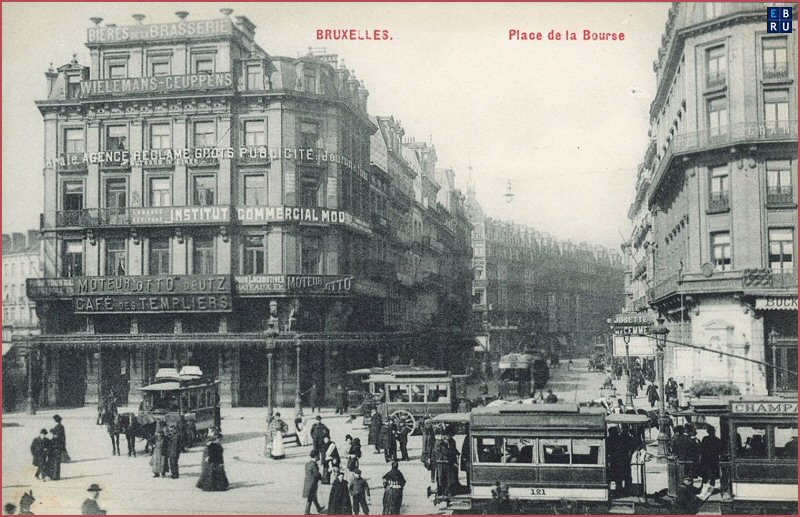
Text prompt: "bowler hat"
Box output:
[[53, 415, 62, 422], [353, 468, 361, 475], [39, 428, 48, 435], [87, 484, 102, 492]]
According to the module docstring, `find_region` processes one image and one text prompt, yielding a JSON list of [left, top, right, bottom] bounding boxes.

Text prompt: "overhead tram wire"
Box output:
[[660, 336, 797, 377]]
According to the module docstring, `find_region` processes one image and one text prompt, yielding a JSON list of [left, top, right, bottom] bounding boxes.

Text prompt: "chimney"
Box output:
[[11, 233, 25, 252]]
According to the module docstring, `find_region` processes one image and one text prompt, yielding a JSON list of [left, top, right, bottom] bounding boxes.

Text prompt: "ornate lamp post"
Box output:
[[294, 335, 303, 417], [649, 317, 670, 461], [266, 300, 280, 420], [768, 327, 779, 394], [26, 348, 36, 415], [622, 327, 635, 408]]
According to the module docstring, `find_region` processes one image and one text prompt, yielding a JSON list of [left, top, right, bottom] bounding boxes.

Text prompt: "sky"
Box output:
[[1, 2, 671, 249]]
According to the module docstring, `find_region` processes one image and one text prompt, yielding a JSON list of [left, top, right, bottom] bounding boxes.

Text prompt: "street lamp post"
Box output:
[[623, 328, 634, 408], [266, 349, 274, 420], [769, 327, 779, 394], [294, 335, 303, 417], [26, 348, 36, 415], [650, 317, 670, 461]]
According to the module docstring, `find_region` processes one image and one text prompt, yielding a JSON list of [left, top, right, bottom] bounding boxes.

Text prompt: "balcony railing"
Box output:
[[708, 191, 730, 212], [706, 72, 727, 89], [763, 62, 789, 81], [767, 186, 793, 206], [743, 268, 798, 290], [651, 268, 798, 303]]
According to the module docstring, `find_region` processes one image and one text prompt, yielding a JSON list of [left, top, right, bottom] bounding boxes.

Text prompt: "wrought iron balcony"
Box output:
[[763, 62, 789, 81], [707, 191, 730, 213], [767, 186, 793, 206]]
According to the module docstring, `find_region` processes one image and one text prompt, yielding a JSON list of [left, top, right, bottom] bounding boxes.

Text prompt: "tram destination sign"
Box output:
[[731, 401, 798, 414]]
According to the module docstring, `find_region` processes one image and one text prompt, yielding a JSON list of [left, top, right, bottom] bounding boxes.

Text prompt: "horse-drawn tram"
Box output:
[[720, 399, 797, 515], [140, 366, 221, 445], [348, 366, 461, 435]]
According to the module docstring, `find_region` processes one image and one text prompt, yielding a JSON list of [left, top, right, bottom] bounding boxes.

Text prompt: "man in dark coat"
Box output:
[[49, 415, 66, 480], [382, 461, 406, 515], [302, 451, 325, 515], [327, 469, 352, 514], [335, 384, 348, 415], [445, 432, 460, 495], [383, 421, 397, 463], [349, 469, 370, 515], [165, 426, 182, 479], [434, 436, 450, 497], [395, 424, 409, 461], [545, 390, 558, 403], [368, 410, 382, 454], [311, 416, 330, 458], [699, 426, 722, 496], [30, 428, 50, 481], [646, 383, 659, 408]]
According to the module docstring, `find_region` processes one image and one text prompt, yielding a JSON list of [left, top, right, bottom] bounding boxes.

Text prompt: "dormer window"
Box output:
[[246, 64, 261, 89], [305, 70, 316, 94], [67, 75, 82, 100]]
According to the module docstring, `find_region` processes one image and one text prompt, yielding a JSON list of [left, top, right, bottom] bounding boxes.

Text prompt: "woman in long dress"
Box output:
[[197, 436, 229, 491], [270, 413, 288, 460], [295, 417, 312, 447], [150, 428, 166, 478], [327, 469, 352, 514]]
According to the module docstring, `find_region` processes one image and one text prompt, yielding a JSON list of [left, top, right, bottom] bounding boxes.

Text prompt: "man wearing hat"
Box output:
[[348, 468, 370, 515], [30, 428, 50, 481], [49, 415, 67, 480], [81, 484, 106, 515]]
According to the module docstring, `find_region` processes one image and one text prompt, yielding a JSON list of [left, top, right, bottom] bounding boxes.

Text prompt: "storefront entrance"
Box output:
[[101, 348, 130, 405], [56, 349, 86, 407], [239, 347, 269, 407], [764, 309, 798, 394]]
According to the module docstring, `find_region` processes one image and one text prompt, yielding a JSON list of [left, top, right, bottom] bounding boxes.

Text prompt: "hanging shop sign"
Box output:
[[235, 275, 355, 296], [755, 297, 798, 310]]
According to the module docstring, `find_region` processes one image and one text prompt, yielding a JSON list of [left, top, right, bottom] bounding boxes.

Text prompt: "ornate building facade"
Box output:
[[637, 3, 797, 395], [25, 10, 473, 408]]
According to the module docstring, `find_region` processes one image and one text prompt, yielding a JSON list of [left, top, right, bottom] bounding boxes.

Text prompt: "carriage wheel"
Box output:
[[390, 410, 416, 435]]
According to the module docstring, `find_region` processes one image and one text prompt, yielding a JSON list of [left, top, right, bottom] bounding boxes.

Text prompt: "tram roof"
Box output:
[[347, 365, 448, 377]]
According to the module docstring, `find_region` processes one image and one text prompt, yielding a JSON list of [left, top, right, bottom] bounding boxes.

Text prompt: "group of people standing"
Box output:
[[148, 422, 184, 479], [421, 425, 467, 499], [671, 423, 722, 498], [366, 409, 410, 463], [606, 426, 647, 497], [301, 413, 408, 515], [29, 415, 68, 482]]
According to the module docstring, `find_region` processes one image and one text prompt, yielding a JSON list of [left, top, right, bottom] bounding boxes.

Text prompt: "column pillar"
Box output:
[[218, 347, 240, 407], [46, 351, 59, 406], [85, 350, 101, 406], [128, 349, 144, 406]]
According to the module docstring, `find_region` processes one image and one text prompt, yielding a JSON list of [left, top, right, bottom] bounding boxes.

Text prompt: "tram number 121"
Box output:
[[530, 488, 547, 496]]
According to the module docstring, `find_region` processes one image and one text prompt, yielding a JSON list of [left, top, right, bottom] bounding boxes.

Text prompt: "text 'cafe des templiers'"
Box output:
[[23, 11, 477, 410]]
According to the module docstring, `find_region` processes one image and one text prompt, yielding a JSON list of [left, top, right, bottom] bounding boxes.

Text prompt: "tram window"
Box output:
[[410, 385, 425, 403], [388, 384, 409, 403], [774, 426, 798, 459], [427, 384, 449, 402], [505, 438, 536, 463], [181, 392, 190, 410], [735, 425, 768, 458], [572, 439, 603, 465], [540, 439, 571, 464], [475, 437, 504, 463]]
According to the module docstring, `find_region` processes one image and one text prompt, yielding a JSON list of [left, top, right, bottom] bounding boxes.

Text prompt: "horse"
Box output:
[[106, 412, 123, 456], [119, 412, 157, 456]]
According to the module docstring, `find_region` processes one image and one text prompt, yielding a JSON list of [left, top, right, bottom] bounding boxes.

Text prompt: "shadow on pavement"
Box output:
[[59, 473, 113, 480], [228, 481, 271, 490], [221, 431, 264, 444]]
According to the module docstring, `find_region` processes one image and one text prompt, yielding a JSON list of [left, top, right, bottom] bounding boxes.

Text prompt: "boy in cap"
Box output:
[[81, 484, 106, 515], [349, 468, 370, 514]]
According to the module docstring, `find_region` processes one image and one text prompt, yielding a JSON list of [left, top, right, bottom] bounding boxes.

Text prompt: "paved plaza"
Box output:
[[2, 360, 666, 515]]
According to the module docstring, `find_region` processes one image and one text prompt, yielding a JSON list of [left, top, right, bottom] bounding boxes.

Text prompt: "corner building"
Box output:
[[644, 3, 797, 396], [27, 11, 472, 408]]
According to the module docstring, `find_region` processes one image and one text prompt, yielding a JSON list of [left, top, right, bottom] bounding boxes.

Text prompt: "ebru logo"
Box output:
[[767, 6, 793, 33]]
